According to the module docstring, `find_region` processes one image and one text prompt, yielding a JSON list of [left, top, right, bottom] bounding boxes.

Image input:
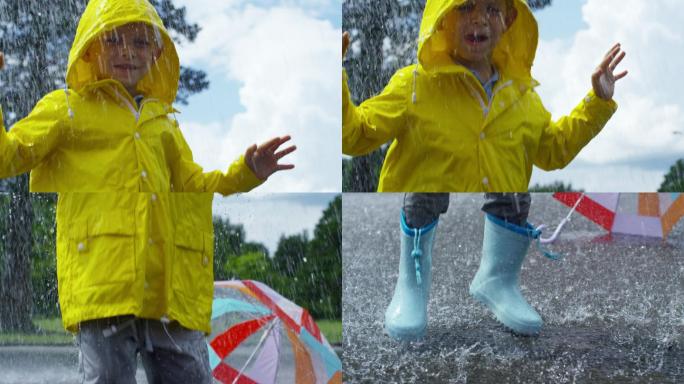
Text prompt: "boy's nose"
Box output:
[[469, 7, 488, 25]]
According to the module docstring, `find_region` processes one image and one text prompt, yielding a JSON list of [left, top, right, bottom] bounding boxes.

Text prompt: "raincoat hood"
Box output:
[[417, 0, 538, 80], [66, 0, 180, 104]]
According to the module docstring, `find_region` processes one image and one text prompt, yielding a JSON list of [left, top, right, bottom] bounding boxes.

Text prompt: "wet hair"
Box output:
[[505, 0, 515, 14]]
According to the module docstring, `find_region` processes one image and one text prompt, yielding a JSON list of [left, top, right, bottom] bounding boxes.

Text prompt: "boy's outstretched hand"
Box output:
[[244, 136, 296, 180], [592, 43, 627, 100], [343, 31, 350, 59], [0, 52, 4, 70]]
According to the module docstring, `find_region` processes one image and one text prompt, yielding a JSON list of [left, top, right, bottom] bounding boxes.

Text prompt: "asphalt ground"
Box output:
[[342, 193, 684, 383]]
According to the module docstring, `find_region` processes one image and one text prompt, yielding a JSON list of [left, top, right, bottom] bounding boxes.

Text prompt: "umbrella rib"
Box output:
[[539, 193, 585, 244], [232, 318, 279, 384]]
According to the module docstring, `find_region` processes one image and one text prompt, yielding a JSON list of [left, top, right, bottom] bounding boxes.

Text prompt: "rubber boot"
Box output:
[[469, 214, 542, 335], [384, 213, 438, 340]]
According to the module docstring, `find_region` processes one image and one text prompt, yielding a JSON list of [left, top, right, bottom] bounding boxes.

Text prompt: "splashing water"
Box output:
[[343, 193, 684, 382]]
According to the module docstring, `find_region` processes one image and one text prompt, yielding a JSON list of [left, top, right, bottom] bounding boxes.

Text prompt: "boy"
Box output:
[[0, 0, 295, 382], [342, 0, 627, 339]]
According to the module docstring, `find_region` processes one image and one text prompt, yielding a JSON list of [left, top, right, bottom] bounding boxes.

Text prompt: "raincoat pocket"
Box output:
[[68, 210, 136, 295], [172, 226, 214, 308]]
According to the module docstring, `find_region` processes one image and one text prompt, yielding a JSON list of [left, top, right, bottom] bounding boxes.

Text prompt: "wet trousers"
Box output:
[[403, 193, 531, 228], [77, 315, 212, 384]]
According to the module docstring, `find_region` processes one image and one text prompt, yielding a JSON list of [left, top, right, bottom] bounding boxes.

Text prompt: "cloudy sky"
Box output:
[[212, 193, 338, 254], [529, 0, 683, 191], [173, 0, 341, 193]]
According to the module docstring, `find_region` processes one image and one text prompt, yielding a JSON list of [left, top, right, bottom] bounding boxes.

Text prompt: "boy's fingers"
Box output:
[[245, 143, 258, 160], [267, 136, 293, 152], [609, 51, 626, 71], [275, 164, 295, 172], [275, 145, 297, 160], [0, 52, 4, 70], [259, 136, 284, 151], [599, 44, 621, 69], [343, 31, 350, 58], [614, 70, 628, 81]]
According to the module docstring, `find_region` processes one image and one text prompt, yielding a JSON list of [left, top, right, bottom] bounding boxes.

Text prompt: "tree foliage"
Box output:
[[658, 159, 684, 192], [217, 196, 342, 319], [528, 181, 582, 192]]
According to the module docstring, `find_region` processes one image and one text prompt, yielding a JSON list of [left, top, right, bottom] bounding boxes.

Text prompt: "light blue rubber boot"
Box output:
[[384, 213, 438, 340], [469, 214, 542, 336]]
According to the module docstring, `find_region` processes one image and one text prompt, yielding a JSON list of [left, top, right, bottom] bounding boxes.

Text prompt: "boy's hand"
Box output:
[[343, 31, 350, 59], [592, 43, 627, 100], [0, 52, 4, 70], [244, 136, 296, 180]]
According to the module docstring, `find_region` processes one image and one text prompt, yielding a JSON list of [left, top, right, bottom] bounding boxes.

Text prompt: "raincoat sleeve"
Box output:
[[534, 89, 617, 171], [342, 67, 412, 156], [0, 91, 66, 178], [166, 121, 264, 195]]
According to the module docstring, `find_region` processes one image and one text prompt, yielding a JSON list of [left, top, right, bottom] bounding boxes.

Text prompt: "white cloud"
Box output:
[[532, 0, 684, 190], [174, 1, 341, 192]]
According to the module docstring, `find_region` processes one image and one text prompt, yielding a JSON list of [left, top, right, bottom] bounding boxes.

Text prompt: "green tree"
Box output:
[[528, 181, 582, 192], [658, 159, 684, 192], [273, 232, 309, 278], [298, 195, 342, 319]]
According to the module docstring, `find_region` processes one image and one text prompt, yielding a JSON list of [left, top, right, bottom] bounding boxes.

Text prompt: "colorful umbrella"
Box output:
[[208, 280, 342, 384], [553, 193, 684, 238]]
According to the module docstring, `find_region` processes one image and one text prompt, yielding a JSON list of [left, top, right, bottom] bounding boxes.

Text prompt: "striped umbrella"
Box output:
[[553, 193, 684, 238], [208, 280, 342, 384]]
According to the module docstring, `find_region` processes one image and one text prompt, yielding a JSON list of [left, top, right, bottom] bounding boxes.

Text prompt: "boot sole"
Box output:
[[470, 289, 541, 336], [384, 323, 426, 341]]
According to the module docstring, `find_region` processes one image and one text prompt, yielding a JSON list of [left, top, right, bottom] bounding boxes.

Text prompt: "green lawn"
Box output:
[[0, 317, 343, 346], [0, 317, 73, 346], [316, 319, 342, 345]]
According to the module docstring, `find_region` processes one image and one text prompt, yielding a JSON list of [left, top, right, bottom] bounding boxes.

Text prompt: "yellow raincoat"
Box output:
[[343, 0, 618, 192], [0, 0, 261, 333]]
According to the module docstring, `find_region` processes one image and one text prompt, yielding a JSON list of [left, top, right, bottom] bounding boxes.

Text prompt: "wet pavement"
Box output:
[[342, 193, 684, 383]]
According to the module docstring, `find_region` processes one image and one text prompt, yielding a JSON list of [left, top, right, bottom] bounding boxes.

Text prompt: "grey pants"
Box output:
[[77, 316, 212, 384], [403, 193, 531, 228]]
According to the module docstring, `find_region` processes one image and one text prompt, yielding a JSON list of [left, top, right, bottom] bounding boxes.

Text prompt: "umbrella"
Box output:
[[553, 193, 684, 238], [208, 280, 342, 384]]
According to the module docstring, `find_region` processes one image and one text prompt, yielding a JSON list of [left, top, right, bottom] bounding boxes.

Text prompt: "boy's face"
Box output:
[[85, 23, 163, 94], [451, 0, 515, 68]]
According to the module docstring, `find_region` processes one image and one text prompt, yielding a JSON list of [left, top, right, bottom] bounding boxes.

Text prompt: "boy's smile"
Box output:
[[85, 22, 163, 97], [451, 0, 515, 78]]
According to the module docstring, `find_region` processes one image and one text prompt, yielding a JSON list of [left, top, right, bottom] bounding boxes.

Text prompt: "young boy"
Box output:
[[0, 0, 295, 382], [342, 0, 627, 339]]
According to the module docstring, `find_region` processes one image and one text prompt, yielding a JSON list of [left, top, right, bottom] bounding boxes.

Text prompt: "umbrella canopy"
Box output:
[[553, 193, 684, 238], [208, 280, 342, 384]]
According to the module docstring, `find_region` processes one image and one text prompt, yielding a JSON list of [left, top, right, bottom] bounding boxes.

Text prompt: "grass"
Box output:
[[0, 317, 343, 347], [0, 317, 73, 346], [316, 319, 342, 345]]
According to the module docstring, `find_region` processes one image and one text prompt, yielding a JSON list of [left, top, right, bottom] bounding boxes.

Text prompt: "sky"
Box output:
[[212, 193, 338, 254], [529, 0, 684, 191], [172, 0, 341, 193]]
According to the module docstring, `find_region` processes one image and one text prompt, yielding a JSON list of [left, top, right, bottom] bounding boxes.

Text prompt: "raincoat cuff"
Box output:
[[583, 89, 618, 115], [233, 155, 264, 191]]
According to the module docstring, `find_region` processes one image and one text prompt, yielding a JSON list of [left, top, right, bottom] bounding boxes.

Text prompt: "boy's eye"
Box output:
[[104, 37, 120, 45], [458, 2, 475, 13], [487, 5, 501, 15], [134, 39, 151, 48]]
